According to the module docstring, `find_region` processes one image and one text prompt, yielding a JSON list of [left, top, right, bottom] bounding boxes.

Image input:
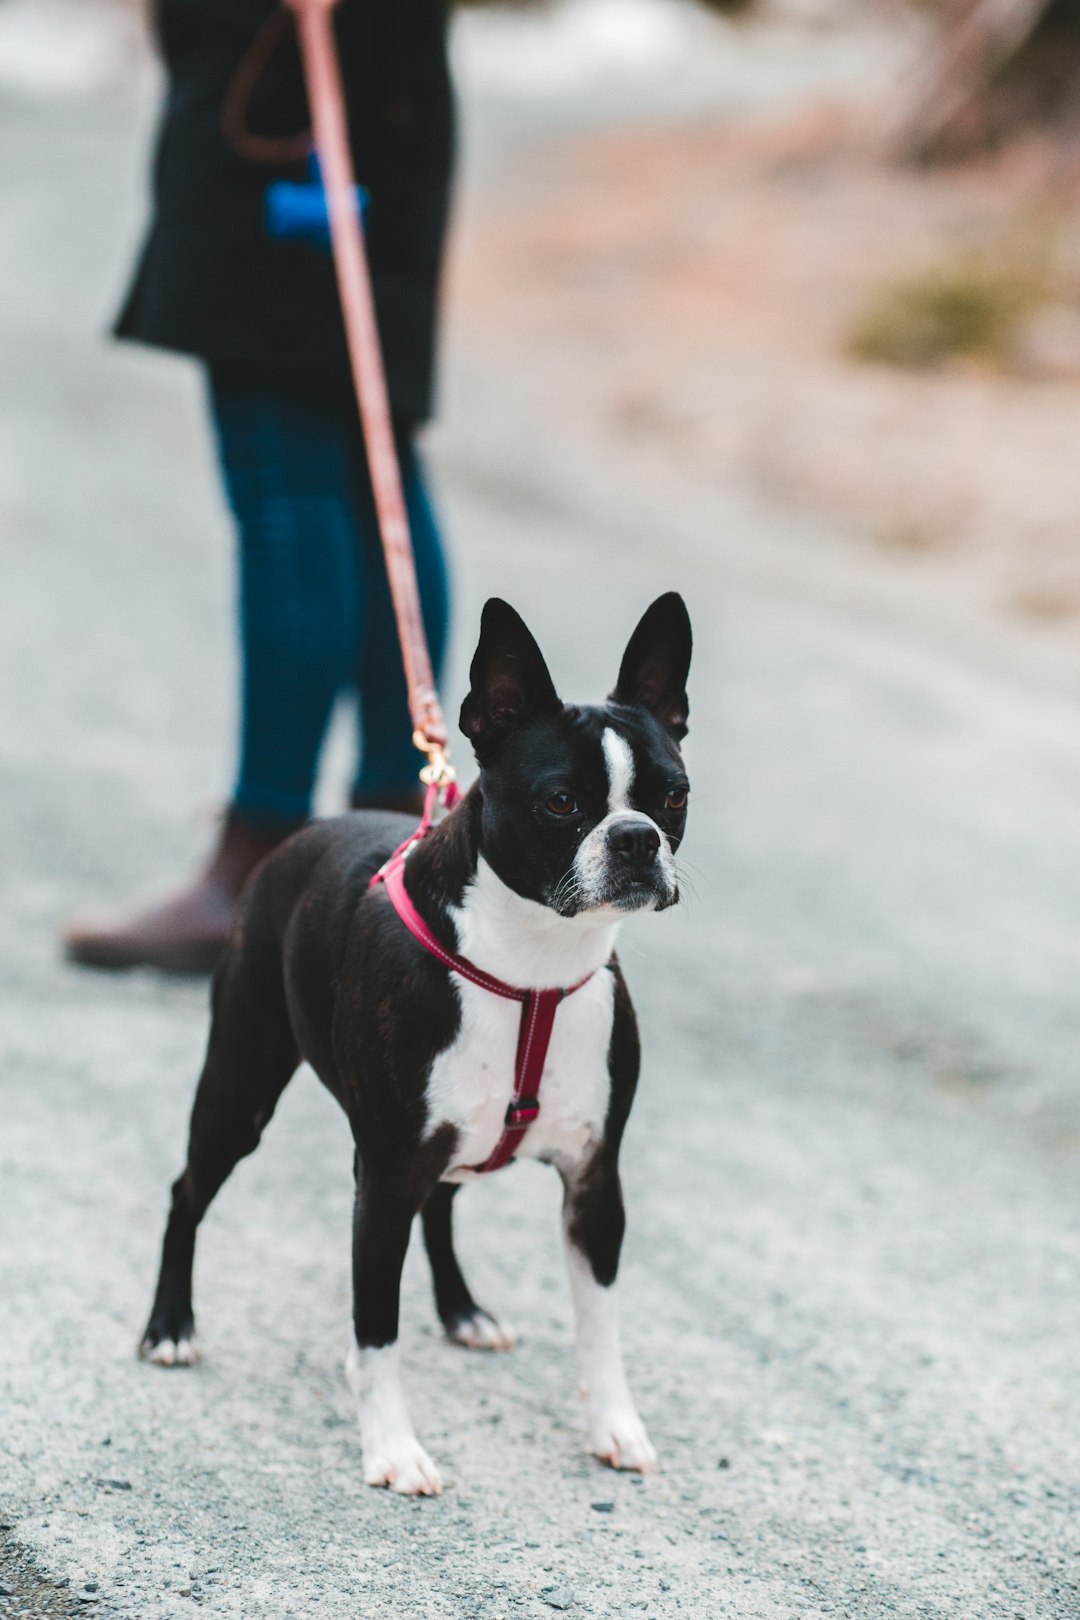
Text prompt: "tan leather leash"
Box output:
[[284, 0, 454, 792], [282, 3, 597, 1176]]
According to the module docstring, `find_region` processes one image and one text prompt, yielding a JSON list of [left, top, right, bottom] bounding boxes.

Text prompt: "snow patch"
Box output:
[[0, 0, 138, 96], [453, 0, 707, 98]]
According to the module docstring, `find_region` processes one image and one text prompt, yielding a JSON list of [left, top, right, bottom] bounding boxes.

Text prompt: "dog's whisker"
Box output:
[[673, 865, 701, 902]]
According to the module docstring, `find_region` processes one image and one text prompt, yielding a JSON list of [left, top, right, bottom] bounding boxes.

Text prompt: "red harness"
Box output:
[[369, 786, 594, 1174]]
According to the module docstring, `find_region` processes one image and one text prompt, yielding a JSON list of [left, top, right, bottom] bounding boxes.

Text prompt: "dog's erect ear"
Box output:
[[460, 598, 561, 759], [610, 592, 692, 740]]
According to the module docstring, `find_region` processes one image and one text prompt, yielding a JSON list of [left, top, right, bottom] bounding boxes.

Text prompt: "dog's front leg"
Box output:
[[345, 1170, 442, 1496], [562, 1156, 657, 1473]]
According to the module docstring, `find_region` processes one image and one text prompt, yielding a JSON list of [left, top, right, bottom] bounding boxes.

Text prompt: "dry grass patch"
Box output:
[[849, 252, 1050, 370]]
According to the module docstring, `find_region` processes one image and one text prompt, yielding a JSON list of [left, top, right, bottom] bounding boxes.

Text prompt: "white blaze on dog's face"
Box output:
[[459, 594, 692, 919], [569, 727, 680, 914]]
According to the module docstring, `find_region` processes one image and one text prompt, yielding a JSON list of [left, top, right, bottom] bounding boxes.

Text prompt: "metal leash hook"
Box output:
[[413, 732, 456, 793], [285, 0, 454, 789]]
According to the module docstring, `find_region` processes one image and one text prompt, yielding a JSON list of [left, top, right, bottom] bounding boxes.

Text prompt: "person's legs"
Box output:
[[350, 433, 450, 805], [211, 371, 362, 827], [64, 371, 365, 973]]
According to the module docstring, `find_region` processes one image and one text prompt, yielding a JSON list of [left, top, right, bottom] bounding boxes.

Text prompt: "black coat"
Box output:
[[115, 0, 454, 422]]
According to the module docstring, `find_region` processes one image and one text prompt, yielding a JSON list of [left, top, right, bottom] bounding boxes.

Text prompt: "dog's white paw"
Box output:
[[589, 1406, 657, 1473], [363, 1436, 443, 1496], [140, 1335, 199, 1368], [446, 1310, 517, 1352]]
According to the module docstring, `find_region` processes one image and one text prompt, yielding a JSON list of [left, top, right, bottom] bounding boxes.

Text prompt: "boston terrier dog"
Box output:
[[139, 592, 692, 1496]]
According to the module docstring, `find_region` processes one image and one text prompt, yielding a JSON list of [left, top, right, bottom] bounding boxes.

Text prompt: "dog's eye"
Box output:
[[544, 791, 577, 817], [665, 787, 689, 812]]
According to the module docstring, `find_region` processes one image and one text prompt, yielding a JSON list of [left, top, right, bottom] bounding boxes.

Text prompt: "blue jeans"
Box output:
[[208, 370, 450, 826]]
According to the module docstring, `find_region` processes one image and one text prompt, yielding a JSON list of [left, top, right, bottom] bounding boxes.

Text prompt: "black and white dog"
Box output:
[[140, 593, 692, 1495]]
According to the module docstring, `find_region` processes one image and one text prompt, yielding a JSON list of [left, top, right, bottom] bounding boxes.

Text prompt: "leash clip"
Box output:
[[413, 729, 457, 791]]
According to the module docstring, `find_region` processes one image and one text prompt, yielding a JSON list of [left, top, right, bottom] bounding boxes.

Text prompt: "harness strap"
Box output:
[[481, 986, 564, 1173], [369, 788, 591, 1173]]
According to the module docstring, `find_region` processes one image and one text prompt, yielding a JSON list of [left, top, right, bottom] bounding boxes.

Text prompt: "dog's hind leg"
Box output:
[[140, 939, 299, 1366], [421, 1184, 516, 1351]]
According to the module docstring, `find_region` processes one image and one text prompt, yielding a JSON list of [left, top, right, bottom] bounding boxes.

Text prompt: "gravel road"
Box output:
[[3, 15, 1080, 1620]]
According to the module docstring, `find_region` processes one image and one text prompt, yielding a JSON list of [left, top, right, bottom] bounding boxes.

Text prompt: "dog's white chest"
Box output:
[[427, 967, 616, 1178], [427, 959, 615, 1179], [418, 855, 623, 1179]]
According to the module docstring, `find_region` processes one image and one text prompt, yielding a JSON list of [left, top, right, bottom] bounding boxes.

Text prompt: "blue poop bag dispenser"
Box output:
[[265, 153, 368, 248]]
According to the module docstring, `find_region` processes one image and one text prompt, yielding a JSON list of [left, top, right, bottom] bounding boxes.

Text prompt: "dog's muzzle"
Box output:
[[563, 813, 678, 915]]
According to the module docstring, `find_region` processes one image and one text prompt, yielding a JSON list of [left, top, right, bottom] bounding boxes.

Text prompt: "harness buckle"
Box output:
[[504, 1097, 540, 1129]]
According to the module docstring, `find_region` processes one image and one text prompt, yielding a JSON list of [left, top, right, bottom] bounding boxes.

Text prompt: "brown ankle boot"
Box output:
[[63, 810, 302, 976]]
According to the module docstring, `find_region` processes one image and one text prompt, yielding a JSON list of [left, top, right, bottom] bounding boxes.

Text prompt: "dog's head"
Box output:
[[460, 594, 692, 917]]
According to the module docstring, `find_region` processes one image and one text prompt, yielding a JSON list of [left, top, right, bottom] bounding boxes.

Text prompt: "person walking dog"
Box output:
[[65, 0, 454, 975]]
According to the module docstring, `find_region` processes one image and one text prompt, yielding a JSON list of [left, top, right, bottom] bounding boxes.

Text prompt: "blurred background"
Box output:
[[3, 2, 1080, 1617]]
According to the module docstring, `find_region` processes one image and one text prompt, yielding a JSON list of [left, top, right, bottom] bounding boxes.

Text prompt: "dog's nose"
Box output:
[[607, 819, 661, 867]]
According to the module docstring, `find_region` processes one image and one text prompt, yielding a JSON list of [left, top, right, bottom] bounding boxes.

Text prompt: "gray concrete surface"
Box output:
[[3, 19, 1080, 1620]]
